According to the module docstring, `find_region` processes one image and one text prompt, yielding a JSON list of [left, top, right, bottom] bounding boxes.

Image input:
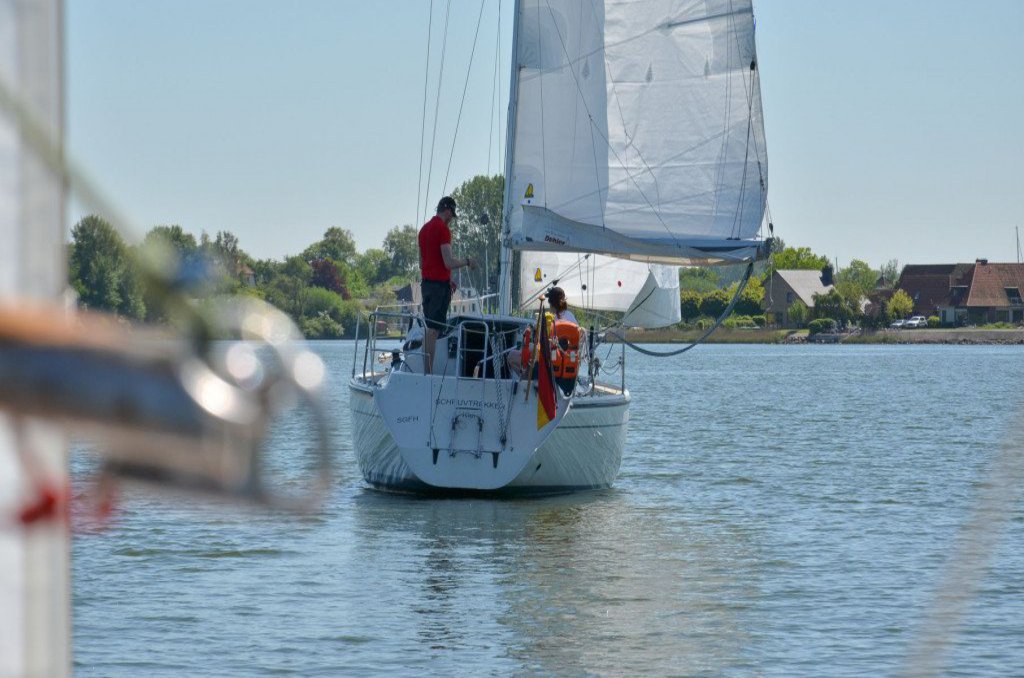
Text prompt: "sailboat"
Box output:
[[349, 0, 770, 494]]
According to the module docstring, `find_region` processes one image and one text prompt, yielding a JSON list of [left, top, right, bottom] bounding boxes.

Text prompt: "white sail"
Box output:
[[621, 268, 682, 328], [519, 251, 680, 327], [507, 0, 767, 265]]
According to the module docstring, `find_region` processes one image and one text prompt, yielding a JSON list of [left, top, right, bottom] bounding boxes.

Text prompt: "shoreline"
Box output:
[[611, 328, 1024, 346]]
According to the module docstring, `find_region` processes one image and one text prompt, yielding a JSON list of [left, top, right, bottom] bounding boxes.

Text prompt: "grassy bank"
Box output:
[[613, 328, 797, 344], [609, 327, 1024, 345], [844, 329, 1024, 345]]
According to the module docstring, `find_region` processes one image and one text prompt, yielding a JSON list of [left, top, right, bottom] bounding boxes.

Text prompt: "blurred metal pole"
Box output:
[[901, 411, 1024, 676], [0, 0, 69, 674]]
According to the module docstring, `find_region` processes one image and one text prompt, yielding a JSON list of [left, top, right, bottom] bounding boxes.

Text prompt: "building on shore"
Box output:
[[763, 267, 835, 328], [897, 260, 1024, 325]]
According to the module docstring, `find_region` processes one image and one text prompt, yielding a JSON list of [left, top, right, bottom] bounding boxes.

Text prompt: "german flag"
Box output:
[[536, 309, 558, 429]]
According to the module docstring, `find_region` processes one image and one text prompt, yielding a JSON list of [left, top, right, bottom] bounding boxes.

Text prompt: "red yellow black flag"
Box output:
[[536, 309, 558, 429]]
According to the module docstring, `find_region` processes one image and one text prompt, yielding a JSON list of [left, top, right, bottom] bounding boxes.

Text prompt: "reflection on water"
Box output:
[[349, 490, 762, 675], [72, 343, 1024, 677]]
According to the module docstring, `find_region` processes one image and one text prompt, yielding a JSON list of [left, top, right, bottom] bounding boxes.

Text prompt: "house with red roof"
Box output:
[[896, 260, 1024, 325]]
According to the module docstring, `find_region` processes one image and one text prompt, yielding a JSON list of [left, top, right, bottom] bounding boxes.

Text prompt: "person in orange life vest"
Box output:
[[509, 287, 583, 388], [419, 196, 475, 373], [545, 286, 578, 324], [543, 287, 584, 393]]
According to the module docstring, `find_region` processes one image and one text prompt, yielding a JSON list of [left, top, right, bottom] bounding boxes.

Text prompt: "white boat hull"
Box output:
[[349, 377, 629, 495]]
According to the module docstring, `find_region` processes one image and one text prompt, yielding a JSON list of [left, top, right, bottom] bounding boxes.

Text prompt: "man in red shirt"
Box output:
[[419, 196, 475, 372]]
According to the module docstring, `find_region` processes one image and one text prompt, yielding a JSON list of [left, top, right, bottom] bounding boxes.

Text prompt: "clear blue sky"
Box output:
[[66, 0, 1024, 269]]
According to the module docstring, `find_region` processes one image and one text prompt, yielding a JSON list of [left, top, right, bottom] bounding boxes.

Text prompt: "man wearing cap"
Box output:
[[419, 196, 475, 373]]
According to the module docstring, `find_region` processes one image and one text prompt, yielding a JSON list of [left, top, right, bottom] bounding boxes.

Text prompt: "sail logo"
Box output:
[[534, 267, 543, 282]]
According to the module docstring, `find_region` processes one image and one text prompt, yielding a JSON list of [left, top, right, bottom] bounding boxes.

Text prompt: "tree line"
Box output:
[[677, 241, 909, 330], [68, 175, 504, 338]]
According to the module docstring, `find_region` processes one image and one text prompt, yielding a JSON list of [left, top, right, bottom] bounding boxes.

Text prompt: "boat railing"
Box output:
[[454, 319, 490, 379], [352, 305, 624, 397], [353, 308, 429, 381]]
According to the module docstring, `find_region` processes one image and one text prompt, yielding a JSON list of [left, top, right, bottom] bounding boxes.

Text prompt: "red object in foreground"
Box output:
[[18, 483, 65, 526]]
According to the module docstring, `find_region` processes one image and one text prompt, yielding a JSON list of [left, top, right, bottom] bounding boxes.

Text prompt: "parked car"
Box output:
[[905, 316, 928, 328], [890, 319, 906, 329]]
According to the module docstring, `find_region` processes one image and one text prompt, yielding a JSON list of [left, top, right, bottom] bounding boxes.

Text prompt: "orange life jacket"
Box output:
[[522, 316, 581, 380], [551, 320, 581, 379]]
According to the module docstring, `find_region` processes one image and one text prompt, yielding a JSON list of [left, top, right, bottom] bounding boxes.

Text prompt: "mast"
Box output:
[[498, 0, 522, 315]]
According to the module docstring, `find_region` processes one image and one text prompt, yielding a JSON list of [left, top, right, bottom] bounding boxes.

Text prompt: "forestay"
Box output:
[[507, 0, 768, 265]]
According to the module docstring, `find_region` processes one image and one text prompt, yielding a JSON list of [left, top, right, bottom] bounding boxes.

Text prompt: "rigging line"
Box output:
[[416, 0, 436, 228], [729, 5, 763, 239], [732, 6, 766, 189], [589, 120, 606, 227], [726, 0, 742, 239], [606, 261, 754, 358], [424, 0, 453, 218], [516, 253, 592, 311], [542, 1, 678, 247], [496, 0, 504, 179], [727, 4, 767, 232], [442, 0, 489, 194], [730, 106, 753, 239], [711, 0, 735, 229], [487, 0, 500, 175], [537, 3, 548, 203], [566, 0, 585, 190]]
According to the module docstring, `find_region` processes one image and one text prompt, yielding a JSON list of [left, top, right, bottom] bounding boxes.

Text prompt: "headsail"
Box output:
[[506, 0, 768, 266], [520, 251, 680, 327]]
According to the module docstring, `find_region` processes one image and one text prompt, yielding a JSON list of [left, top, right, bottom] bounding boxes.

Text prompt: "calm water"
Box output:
[[72, 343, 1024, 676]]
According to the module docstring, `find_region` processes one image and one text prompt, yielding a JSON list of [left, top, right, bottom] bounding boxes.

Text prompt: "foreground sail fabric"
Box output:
[[0, 0, 71, 675], [508, 0, 767, 264], [520, 251, 680, 327]]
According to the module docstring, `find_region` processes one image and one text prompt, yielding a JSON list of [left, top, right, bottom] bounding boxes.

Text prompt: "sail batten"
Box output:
[[507, 0, 768, 263]]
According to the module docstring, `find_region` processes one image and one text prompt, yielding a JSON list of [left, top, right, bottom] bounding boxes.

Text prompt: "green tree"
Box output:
[[887, 289, 914, 319], [382, 224, 420, 278], [879, 259, 900, 289], [303, 227, 358, 265], [451, 174, 504, 291], [729, 276, 765, 316], [337, 261, 370, 300], [812, 288, 859, 326], [264, 256, 312, 318], [699, 289, 729, 318], [356, 248, 391, 286], [836, 259, 878, 298], [765, 245, 830, 279], [196, 229, 249, 293], [144, 225, 199, 262], [69, 215, 145, 319], [788, 299, 809, 327], [678, 267, 720, 293], [679, 290, 702, 320], [302, 285, 347, 321]]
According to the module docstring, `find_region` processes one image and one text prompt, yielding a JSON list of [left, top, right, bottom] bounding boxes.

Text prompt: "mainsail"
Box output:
[[503, 0, 768, 269]]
